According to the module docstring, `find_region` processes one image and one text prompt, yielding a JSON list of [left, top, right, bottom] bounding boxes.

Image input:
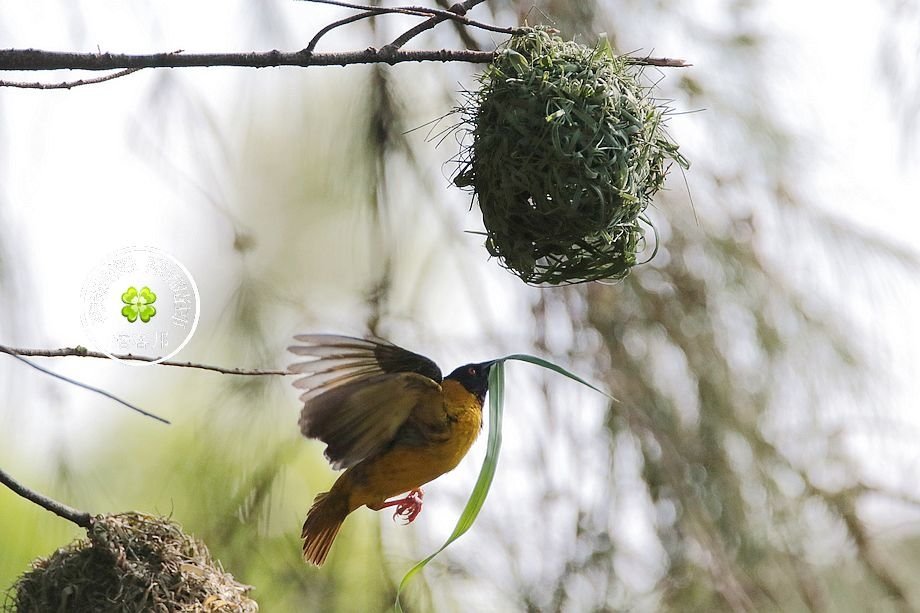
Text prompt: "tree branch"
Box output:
[[1, 347, 170, 424], [302, 0, 522, 51], [0, 48, 497, 73], [0, 0, 688, 87], [305, 10, 385, 54], [0, 47, 687, 77], [0, 67, 142, 90], [388, 0, 488, 49], [0, 466, 93, 529], [0, 344, 291, 376]]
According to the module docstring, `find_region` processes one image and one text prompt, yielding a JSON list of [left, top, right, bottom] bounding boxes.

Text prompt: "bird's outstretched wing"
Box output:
[[288, 335, 443, 469]]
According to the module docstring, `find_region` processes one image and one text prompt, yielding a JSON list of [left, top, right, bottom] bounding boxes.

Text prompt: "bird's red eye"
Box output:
[[468, 366, 477, 376]]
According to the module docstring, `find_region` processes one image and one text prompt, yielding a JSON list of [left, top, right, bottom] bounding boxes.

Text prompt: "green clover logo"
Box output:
[[121, 286, 157, 323]]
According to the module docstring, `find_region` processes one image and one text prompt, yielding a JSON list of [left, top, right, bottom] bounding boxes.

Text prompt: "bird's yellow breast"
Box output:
[[341, 379, 483, 510]]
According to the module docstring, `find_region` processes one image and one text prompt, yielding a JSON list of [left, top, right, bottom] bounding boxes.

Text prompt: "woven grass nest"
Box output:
[[5, 512, 257, 613], [454, 26, 688, 285]]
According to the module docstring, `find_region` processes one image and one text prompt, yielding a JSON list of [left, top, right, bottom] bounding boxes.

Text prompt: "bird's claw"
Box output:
[[391, 489, 424, 525]]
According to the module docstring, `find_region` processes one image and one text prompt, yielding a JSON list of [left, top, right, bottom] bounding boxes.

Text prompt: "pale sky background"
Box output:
[[1, 1, 915, 393], [1, 1, 919, 604]]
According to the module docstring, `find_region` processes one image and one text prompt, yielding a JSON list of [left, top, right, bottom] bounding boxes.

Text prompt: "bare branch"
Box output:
[[433, 0, 482, 51], [0, 47, 687, 79], [0, 67, 142, 89], [304, 0, 430, 15], [305, 11, 385, 54], [0, 344, 291, 376], [301, 1, 522, 53], [0, 48, 498, 74], [388, 0, 489, 50], [628, 53, 692, 68], [0, 466, 93, 529], [0, 2, 688, 83], [0, 347, 170, 424], [304, 0, 521, 40]]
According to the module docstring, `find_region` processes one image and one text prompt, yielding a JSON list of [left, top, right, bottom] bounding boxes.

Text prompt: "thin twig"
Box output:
[[301, 0, 434, 54], [0, 344, 291, 376], [305, 11, 386, 54], [0, 466, 93, 528], [0, 67, 142, 89], [388, 0, 489, 49], [0, 347, 171, 424], [435, 0, 482, 52], [303, 0, 521, 39], [626, 54, 692, 68], [304, 0, 428, 14], [302, 4, 519, 54]]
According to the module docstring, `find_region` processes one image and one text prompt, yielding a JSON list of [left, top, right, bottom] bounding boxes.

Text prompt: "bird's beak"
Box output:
[[481, 360, 498, 374]]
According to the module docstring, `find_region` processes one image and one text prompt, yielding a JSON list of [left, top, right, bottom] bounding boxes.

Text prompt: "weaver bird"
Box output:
[[289, 334, 494, 566]]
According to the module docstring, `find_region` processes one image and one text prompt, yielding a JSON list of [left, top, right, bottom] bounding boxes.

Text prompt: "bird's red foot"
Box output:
[[380, 489, 424, 524]]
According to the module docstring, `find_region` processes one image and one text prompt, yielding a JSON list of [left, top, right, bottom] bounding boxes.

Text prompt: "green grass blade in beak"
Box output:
[[395, 361, 505, 610]]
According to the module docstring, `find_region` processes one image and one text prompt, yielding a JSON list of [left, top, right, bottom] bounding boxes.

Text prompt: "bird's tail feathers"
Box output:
[[302, 490, 348, 566]]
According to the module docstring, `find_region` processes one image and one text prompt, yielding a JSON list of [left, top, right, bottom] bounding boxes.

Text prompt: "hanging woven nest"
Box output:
[[5, 512, 257, 612], [454, 26, 688, 285]]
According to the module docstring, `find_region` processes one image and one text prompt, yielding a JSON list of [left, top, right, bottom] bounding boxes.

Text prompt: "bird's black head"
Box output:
[[445, 361, 495, 405]]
